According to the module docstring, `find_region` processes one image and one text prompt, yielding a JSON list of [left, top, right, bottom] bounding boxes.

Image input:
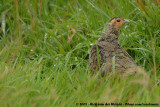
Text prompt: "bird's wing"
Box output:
[[89, 44, 105, 72], [120, 47, 136, 64]]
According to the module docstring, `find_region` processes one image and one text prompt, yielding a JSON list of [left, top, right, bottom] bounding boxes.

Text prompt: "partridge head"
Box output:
[[105, 17, 129, 36]]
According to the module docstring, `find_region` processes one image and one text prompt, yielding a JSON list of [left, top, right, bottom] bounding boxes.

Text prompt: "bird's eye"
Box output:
[[117, 20, 120, 22]]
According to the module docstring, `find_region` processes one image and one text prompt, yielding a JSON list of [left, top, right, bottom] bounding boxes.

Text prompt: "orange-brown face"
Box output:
[[108, 17, 129, 32]]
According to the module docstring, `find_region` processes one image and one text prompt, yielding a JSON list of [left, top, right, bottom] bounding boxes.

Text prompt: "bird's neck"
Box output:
[[98, 25, 119, 44], [105, 24, 119, 36]]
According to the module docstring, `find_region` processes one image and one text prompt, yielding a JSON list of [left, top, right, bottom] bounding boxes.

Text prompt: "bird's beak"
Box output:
[[124, 19, 130, 23]]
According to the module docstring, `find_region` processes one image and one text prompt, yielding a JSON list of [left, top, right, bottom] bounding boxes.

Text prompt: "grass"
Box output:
[[0, 0, 160, 106]]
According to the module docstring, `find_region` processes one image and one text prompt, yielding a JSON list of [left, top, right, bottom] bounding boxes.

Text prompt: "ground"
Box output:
[[0, 0, 160, 107]]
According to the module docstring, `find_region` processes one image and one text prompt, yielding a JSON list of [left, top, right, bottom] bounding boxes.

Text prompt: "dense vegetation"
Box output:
[[0, 0, 160, 106]]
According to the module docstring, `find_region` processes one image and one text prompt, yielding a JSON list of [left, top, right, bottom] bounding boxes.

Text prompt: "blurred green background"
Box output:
[[0, 0, 160, 106]]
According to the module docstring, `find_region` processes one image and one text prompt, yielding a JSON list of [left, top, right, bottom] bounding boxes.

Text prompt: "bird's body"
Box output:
[[89, 17, 137, 77]]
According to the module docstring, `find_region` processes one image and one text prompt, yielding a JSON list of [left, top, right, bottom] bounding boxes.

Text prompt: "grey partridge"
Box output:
[[89, 17, 137, 77]]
